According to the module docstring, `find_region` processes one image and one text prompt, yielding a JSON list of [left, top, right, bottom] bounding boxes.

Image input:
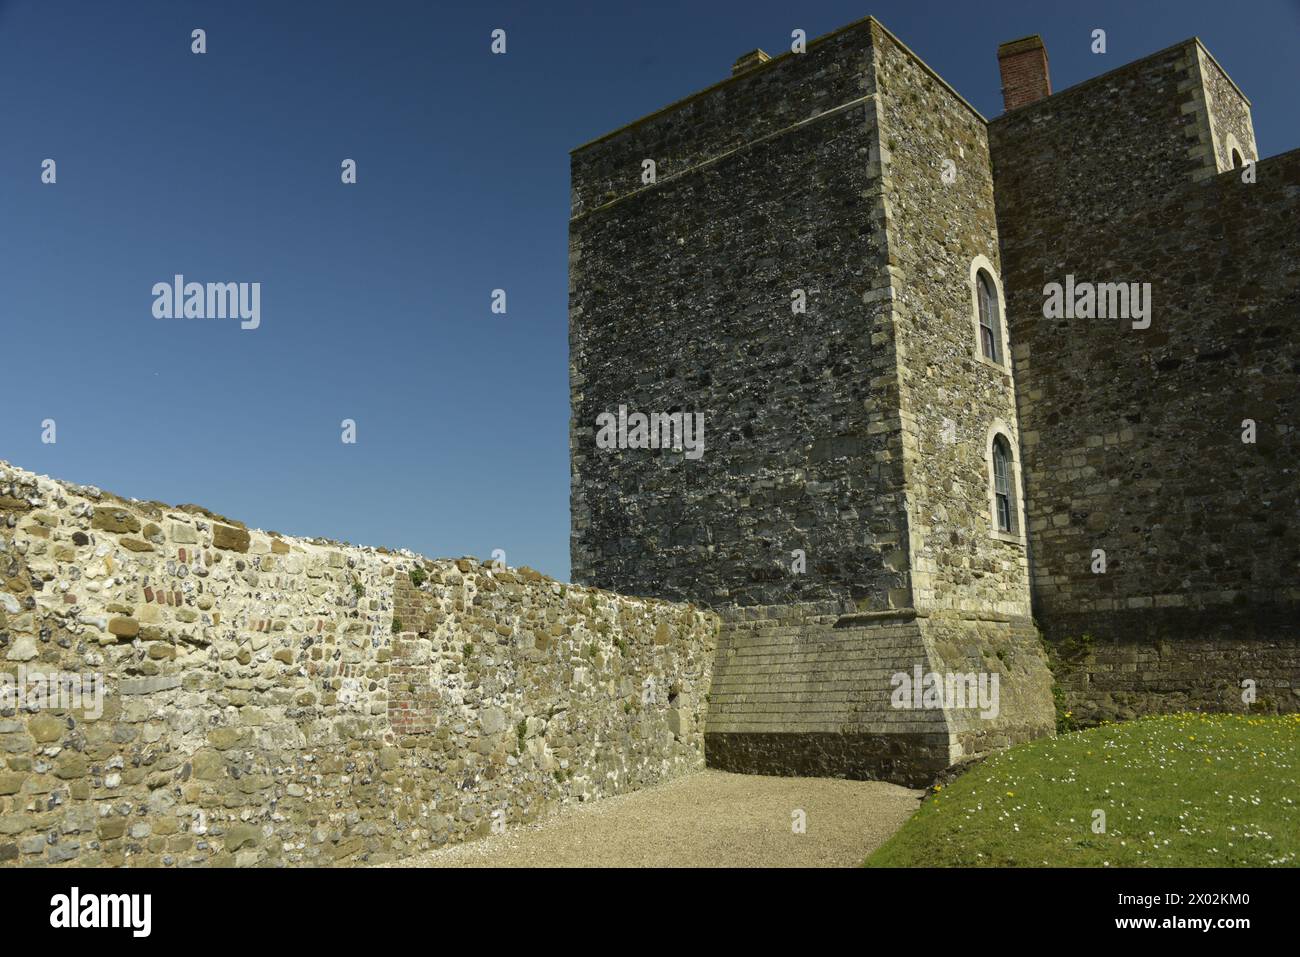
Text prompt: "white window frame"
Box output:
[[969, 256, 1010, 372], [985, 421, 1026, 545]]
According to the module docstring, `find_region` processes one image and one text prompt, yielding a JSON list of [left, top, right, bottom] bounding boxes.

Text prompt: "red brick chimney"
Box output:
[[997, 35, 1051, 111]]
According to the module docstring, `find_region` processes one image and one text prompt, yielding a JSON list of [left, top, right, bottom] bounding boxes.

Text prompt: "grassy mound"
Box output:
[[866, 713, 1299, 867]]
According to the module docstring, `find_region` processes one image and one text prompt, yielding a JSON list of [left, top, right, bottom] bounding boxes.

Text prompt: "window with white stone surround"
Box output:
[[985, 421, 1025, 544], [969, 256, 1009, 370]]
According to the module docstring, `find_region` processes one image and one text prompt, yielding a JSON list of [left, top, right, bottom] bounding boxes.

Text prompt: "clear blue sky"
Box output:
[[2, 0, 1296, 581]]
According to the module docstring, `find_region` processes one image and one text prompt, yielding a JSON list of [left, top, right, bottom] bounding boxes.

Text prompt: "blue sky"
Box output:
[[2, 0, 1296, 581]]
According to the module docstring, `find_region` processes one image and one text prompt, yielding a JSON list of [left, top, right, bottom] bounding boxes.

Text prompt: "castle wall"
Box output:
[[989, 41, 1215, 245], [570, 23, 910, 609], [1050, 608, 1299, 724], [990, 122, 1300, 724], [872, 25, 1033, 617], [0, 462, 714, 867]]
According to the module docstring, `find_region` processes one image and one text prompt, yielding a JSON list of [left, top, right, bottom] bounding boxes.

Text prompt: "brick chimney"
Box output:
[[997, 35, 1051, 111], [731, 49, 771, 76]]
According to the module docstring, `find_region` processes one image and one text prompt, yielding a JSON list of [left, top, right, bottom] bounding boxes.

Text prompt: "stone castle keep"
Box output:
[[569, 18, 1299, 781], [0, 15, 1295, 869]]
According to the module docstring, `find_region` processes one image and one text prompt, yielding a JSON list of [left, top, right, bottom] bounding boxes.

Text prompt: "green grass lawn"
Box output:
[[866, 713, 1300, 867]]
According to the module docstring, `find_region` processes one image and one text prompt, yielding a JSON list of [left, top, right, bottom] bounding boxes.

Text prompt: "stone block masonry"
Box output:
[[570, 17, 908, 612], [706, 602, 1054, 787], [0, 461, 716, 867]]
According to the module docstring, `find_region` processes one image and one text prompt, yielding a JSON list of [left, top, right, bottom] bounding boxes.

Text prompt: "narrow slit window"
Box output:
[[992, 435, 1013, 533], [977, 271, 1000, 363]]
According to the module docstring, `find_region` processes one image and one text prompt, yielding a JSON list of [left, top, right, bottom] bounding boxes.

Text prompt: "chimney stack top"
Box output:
[[732, 49, 771, 76], [997, 35, 1051, 112]]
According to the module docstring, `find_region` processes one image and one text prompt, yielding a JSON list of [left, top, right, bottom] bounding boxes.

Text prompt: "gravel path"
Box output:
[[386, 770, 923, 868]]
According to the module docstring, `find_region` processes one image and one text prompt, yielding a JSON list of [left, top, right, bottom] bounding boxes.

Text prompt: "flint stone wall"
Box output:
[[991, 47, 1298, 721], [569, 18, 910, 610], [0, 461, 716, 867]]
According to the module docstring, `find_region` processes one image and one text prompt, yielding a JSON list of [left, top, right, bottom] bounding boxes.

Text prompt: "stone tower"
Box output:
[[568, 15, 1298, 783], [569, 17, 1054, 784]]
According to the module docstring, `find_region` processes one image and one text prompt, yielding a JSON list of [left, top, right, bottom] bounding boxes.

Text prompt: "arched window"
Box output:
[[1224, 132, 1248, 172], [976, 270, 1001, 364], [969, 258, 1008, 370], [991, 435, 1014, 533]]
